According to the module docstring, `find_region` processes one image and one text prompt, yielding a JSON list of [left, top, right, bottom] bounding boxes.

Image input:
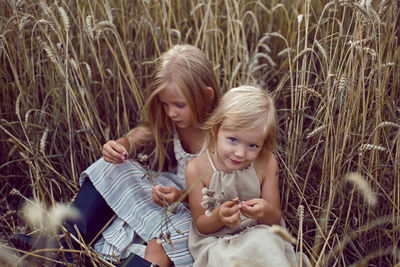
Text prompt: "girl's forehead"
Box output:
[[159, 85, 185, 100], [220, 127, 266, 141], [220, 125, 266, 136]]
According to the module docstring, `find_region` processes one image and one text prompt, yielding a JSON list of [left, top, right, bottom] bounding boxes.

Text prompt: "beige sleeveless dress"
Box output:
[[188, 151, 301, 267]]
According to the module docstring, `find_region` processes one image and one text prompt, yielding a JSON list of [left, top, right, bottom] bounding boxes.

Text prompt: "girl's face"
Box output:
[[214, 127, 265, 172], [158, 85, 193, 129]]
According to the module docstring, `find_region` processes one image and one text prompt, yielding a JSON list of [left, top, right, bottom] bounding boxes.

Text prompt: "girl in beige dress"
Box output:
[[186, 85, 309, 267]]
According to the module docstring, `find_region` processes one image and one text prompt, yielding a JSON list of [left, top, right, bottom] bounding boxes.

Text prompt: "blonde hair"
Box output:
[[202, 85, 277, 156], [139, 45, 221, 172]]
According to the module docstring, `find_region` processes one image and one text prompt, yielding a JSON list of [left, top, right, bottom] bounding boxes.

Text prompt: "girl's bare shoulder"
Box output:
[[186, 153, 212, 182], [254, 151, 278, 182]]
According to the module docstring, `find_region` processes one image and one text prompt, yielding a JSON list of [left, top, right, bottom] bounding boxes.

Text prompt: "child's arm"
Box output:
[[240, 153, 281, 225], [186, 157, 241, 234]]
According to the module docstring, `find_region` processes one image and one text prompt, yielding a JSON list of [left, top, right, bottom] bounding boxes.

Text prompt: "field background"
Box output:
[[1, 0, 399, 266]]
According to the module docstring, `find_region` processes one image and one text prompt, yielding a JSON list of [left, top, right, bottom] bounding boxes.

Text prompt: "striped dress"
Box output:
[[79, 135, 196, 266]]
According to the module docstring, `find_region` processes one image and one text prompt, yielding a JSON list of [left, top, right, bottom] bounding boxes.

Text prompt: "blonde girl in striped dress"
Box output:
[[80, 44, 220, 267]]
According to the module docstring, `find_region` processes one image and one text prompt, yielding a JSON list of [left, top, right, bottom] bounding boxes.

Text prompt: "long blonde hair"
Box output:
[[139, 45, 221, 172], [202, 85, 277, 156]]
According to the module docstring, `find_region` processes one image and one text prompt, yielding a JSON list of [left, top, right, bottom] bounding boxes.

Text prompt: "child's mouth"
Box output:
[[230, 159, 242, 165]]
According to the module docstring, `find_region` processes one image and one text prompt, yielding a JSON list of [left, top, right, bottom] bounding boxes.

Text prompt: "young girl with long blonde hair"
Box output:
[[78, 45, 220, 266]]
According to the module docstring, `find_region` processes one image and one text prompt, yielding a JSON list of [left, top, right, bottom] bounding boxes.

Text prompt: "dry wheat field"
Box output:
[[0, 0, 399, 266]]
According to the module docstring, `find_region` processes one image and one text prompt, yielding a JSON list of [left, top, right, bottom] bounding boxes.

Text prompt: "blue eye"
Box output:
[[228, 137, 238, 143], [176, 103, 186, 108], [249, 144, 258, 149]]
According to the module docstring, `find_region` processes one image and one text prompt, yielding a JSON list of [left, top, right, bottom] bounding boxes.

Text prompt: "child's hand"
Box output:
[[240, 198, 267, 219], [152, 186, 179, 207], [218, 199, 241, 227], [102, 140, 128, 164]]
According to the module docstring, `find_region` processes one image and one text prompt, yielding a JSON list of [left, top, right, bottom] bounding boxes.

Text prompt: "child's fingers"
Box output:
[[158, 186, 173, 194], [111, 142, 128, 160], [111, 141, 127, 154], [220, 201, 240, 216], [159, 186, 179, 204], [102, 141, 127, 163], [240, 207, 257, 219], [242, 198, 259, 206], [221, 200, 238, 208], [155, 186, 169, 204], [221, 211, 241, 227], [241, 199, 264, 218], [153, 186, 162, 198], [151, 186, 164, 206], [103, 152, 123, 164]]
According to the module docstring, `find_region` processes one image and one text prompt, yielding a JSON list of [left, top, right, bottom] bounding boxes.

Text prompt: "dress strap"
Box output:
[[206, 150, 217, 172]]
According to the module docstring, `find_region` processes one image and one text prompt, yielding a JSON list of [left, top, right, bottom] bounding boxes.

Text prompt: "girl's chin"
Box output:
[[175, 122, 192, 129]]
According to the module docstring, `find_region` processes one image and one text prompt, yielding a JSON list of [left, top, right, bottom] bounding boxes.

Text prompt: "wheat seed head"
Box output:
[[345, 172, 377, 206]]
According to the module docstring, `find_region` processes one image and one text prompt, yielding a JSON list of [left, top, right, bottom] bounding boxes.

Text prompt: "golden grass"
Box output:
[[1, 0, 399, 266]]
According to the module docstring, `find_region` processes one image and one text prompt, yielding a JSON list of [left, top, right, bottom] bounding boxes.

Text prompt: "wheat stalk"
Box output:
[[37, 37, 57, 64], [344, 172, 377, 206], [277, 48, 294, 57], [270, 225, 296, 244], [297, 204, 304, 264], [374, 121, 400, 131], [15, 92, 22, 120], [314, 40, 328, 63], [81, 62, 92, 81], [307, 125, 326, 139], [47, 203, 80, 233], [85, 15, 94, 39], [39, 128, 49, 155], [358, 144, 387, 155], [95, 20, 116, 39], [104, 0, 113, 22], [58, 6, 70, 32]]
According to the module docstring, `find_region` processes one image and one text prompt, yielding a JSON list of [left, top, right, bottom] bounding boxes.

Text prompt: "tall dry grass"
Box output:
[[0, 0, 399, 266]]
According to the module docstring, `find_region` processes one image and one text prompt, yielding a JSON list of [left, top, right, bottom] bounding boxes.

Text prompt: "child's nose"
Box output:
[[234, 146, 245, 157], [168, 107, 177, 117]]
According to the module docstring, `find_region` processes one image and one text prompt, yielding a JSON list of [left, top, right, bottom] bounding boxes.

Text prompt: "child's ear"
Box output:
[[210, 126, 219, 139], [208, 126, 219, 153], [210, 127, 216, 137], [206, 87, 215, 100]]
